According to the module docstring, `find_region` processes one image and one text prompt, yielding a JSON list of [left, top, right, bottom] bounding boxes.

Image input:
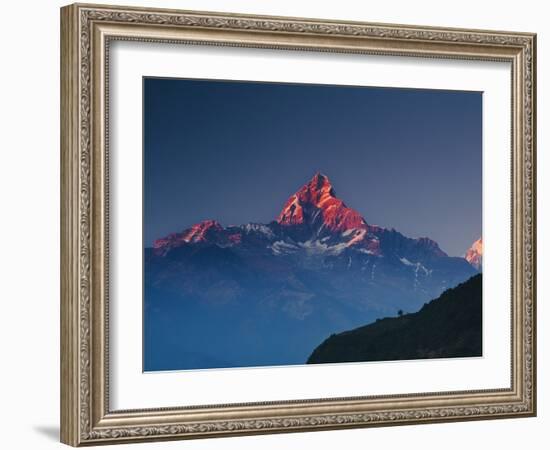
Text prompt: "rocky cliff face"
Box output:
[[277, 172, 370, 233]]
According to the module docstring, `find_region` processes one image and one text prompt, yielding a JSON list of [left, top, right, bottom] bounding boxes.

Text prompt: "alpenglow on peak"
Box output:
[[277, 172, 369, 233]]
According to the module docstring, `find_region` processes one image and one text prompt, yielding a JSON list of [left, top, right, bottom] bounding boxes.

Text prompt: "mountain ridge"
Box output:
[[153, 173, 447, 260]]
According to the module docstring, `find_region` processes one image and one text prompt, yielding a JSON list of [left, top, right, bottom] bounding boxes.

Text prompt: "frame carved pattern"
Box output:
[[78, 9, 92, 439], [60, 3, 536, 446], [87, 404, 529, 441]]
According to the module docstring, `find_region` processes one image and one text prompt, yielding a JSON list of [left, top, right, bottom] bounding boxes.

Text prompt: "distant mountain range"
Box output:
[[307, 273, 482, 364], [145, 173, 478, 371]]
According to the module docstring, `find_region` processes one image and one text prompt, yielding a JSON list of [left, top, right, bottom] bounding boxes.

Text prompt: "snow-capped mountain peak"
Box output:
[[153, 219, 223, 254], [465, 237, 483, 270], [277, 172, 369, 233]]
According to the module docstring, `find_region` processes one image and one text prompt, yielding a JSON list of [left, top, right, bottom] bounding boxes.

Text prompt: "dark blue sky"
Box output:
[[144, 78, 481, 256]]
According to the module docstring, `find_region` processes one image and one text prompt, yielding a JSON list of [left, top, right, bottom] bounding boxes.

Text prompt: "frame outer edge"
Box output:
[[529, 33, 537, 417], [61, 2, 537, 445], [61, 4, 81, 447]]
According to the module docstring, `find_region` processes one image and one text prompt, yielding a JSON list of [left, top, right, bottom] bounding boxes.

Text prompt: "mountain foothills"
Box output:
[[145, 173, 478, 370], [307, 273, 482, 364]]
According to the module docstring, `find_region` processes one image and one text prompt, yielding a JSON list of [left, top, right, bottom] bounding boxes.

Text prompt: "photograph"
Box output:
[[143, 78, 483, 372]]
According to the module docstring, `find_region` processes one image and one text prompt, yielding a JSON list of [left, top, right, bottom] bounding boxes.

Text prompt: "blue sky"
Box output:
[[143, 77, 481, 256]]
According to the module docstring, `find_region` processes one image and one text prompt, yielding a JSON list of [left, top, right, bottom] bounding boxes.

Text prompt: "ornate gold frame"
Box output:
[[60, 3, 536, 446]]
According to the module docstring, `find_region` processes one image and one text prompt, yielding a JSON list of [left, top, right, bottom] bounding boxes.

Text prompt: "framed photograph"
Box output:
[[60, 3, 537, 446]]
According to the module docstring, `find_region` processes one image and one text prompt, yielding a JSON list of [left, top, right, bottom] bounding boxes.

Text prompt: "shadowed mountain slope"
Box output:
[[307, 274, 482, 364]]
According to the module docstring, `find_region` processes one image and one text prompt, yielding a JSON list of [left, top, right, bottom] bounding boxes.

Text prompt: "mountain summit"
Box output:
[[465, 237, 483, 270], [277, 172, 369, 233]]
